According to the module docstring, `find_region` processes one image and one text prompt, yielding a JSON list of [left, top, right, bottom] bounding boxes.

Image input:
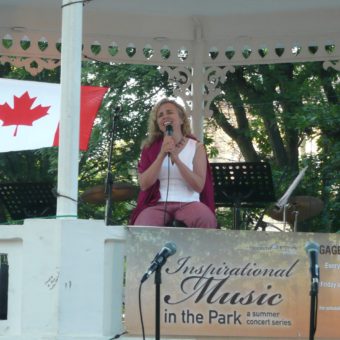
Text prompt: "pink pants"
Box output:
[[133, 201, 217, 228]]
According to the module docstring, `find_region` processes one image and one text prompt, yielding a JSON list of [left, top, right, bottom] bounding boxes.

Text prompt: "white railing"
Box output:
[[0, 219, 126, 339]]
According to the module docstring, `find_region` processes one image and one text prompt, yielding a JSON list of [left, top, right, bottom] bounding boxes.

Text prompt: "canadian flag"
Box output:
[[0, 78, 108, 152]]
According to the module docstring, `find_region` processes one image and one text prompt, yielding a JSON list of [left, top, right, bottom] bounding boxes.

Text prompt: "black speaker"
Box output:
[[0, 254, 8, 320]]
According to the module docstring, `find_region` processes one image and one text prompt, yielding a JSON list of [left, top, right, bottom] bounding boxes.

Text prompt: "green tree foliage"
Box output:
[[210, 62, 339, 232]]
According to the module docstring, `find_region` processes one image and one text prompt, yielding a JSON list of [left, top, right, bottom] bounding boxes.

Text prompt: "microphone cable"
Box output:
[[163, 124, 173, 226], [163, 155, 171, 226], [138, 281, 146, 340]]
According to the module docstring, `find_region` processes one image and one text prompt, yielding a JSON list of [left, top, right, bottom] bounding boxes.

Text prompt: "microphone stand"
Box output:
[[309, 278, 318, 340], [104, 109, 119, 226], [154, 266, 162, 340]]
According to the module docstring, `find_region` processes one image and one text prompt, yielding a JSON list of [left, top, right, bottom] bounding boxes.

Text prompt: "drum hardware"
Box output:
[[268, 195, 324, 230], [80, 183, 138, 204]]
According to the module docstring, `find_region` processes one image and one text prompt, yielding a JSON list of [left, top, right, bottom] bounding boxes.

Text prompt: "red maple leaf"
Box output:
[[0, 91, 50, 136]]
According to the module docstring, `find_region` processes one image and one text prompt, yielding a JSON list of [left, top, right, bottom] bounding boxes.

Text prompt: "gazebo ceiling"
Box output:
[[1, 0, 340, 73]]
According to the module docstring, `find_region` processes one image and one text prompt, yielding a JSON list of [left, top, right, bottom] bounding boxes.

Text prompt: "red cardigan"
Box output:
[[129, 137, 216, 224]]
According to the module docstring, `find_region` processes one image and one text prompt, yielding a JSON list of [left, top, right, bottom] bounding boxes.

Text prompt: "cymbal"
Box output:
[[268, 195, 323, 224], [81, 183, 139, 204]]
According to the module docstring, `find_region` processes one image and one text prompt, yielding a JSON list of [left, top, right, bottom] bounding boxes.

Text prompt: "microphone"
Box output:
[[141, 242, 177, 283], [114, 105, 122, 113], [113, 106, 122, 122], [165, 123, 173, 136], [164, 123, 173, 162], [165, 122, 173, 152], [305, 241, 320, 283]]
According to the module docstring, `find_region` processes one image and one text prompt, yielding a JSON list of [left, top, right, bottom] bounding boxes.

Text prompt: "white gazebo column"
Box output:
[[57, 0, 83, 218], [191, 19, 205, 141]]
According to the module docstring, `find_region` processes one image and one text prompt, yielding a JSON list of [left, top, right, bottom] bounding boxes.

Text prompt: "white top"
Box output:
[[158, 139, 200, 202]]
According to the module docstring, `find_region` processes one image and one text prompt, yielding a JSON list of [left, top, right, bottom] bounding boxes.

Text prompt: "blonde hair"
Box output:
[[142, 98, 192, 147]]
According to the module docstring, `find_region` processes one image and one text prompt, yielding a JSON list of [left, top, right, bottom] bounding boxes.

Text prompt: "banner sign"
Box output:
[[125, 227, 340, 338]]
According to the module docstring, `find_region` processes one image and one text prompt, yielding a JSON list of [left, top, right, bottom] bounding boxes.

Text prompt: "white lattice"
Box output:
[[1, 29, 340, 75]]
